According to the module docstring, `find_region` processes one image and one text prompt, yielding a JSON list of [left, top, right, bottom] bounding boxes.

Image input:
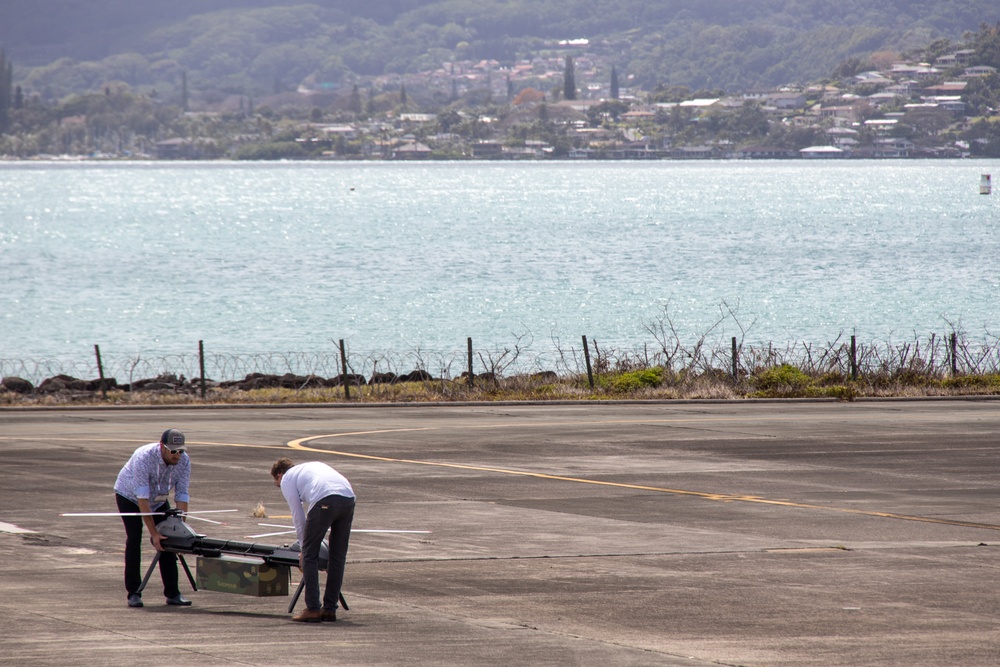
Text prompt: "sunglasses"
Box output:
[[168, 448, 186, 454]]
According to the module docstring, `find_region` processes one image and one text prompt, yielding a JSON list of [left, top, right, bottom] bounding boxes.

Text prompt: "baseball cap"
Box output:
[[160, 428, 186, 452]]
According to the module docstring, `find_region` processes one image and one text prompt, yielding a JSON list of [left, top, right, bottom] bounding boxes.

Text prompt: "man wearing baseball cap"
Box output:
[[113, 428, 192, 608]]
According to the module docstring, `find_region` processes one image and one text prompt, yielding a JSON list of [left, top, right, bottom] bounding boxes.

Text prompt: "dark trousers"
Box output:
[[116, 493, 180, 598], [301, 494, 355, 611]]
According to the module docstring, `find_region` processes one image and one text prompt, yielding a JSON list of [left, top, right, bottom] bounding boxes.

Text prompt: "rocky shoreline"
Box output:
[[0, 368, 561, 401]]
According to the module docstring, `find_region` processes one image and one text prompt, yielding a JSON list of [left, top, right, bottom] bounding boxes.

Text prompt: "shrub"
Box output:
[[750, 364, 812, 392], [941, 374, 1000, 390], [604, 367, 664, 393]]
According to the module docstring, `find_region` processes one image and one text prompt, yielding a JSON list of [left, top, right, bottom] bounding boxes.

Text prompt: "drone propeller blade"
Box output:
[[245, 527, 431, 539], [63, 509, 237, 521], [61, 512, 161, 517], [246, 530, 297, 538], [352, 529, 432, 534], [255, 523, 428, 534], [183, 515, 225, 525]]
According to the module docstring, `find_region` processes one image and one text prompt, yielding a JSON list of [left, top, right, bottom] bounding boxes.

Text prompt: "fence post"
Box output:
[[339, 339, 350, 399], [850, 335, 857, 381], [198, 340, 207, 399], [94, 344, 107, 399], [731, 336, 738, 380], [467, 337, 474, 389], [582, 335, 594, 389], [950, 333, 958, 375]]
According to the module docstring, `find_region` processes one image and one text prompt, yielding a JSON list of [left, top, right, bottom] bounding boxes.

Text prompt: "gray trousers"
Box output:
[[301, 494, 355, 611]]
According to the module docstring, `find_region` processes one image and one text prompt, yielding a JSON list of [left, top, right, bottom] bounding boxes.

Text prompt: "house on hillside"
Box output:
[[864, 118, 898, 134], [765, 92, 807, 110], [854, 72, 893, 87], [964, 65, 998, 78], [827, 127, 859, 149], [923, 81, 966, 95], [815, 105, 859, 121]]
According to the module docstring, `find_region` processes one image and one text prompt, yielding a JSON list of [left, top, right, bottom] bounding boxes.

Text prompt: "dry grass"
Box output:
[[3, 369, 999, 407]]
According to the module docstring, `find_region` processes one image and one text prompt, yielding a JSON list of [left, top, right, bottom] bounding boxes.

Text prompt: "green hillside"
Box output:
[[2, 0, 1000, 100]]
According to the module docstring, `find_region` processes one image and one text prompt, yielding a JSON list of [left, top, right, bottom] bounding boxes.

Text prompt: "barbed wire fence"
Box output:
[[3, 303, 1000, 389], [3, 332, 1000, 390]]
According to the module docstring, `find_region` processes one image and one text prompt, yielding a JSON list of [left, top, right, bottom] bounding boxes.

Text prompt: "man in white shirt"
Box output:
[[271, 457, 355, 623]]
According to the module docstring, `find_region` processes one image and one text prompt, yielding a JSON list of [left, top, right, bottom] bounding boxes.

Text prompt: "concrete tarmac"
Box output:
[[2, 400, 999, 666]]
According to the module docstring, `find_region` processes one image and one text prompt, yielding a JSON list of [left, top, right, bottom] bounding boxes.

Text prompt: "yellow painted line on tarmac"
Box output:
[[287, 431, 1000, 533]]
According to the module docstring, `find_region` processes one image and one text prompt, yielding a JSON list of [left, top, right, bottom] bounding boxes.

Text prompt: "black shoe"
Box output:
[[321, 608, 337, 622], [127, 594, 143, 608], [165, 595, 192, 606]]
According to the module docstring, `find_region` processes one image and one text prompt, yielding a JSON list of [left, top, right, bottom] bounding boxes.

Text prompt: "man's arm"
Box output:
[[136, 497, 165, 551], [281, 485, 307, 546]]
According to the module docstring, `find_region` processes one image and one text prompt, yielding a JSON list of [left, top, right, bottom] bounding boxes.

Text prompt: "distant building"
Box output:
[[800, 145, 845, 159], [471, 141, 504, 158], [765, 92, 807, 109], [392, 141, 433, 159], [732, 146, 797, 159], [963, 65, 998, 78], [671, 145, 717, 159]]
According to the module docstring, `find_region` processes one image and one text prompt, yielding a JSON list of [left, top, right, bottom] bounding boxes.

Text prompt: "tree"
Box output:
[[971, 21, 1000, 68], [349, 84, 362, 113], [181, 70, 189, 112], [610, 65, 620, 100], [0, 49, 12, 134], [563, 55, 576, 101], [587, 99, 629, 126]]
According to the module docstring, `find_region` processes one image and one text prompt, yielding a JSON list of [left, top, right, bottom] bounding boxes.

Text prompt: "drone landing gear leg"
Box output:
[[178, 554, 198, 591], [287, 578, 349, 613], [136, 553, 197, 593], [136, 552, 159, 594], [287, 579, 303, 613]]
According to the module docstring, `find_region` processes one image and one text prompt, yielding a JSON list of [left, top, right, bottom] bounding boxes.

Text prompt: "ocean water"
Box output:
[[1, 160, 999, 379]]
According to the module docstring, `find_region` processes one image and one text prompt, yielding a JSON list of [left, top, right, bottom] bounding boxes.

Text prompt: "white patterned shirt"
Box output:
[[114, 442, 191, 509]]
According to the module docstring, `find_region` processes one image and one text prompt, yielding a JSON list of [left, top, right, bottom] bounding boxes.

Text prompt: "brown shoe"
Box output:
[[320, 609, 337, 622], [292, 608, 322, 623]]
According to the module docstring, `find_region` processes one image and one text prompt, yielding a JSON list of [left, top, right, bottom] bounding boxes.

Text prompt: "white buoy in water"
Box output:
[[981, 174, 992, 195]]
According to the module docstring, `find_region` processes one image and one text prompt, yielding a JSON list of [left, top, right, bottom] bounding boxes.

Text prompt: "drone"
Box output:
[[63, 508, 429, 613]]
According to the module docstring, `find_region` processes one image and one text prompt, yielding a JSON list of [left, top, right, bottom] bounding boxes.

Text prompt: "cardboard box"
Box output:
[[196, 555, 289, 597]]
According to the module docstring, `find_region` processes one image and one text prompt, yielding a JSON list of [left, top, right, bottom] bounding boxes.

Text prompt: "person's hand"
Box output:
[[298, 552, 304, 572], [150, 532, 165, 552]]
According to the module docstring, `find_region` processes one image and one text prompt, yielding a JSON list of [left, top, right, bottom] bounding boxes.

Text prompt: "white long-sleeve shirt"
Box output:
[[280, 462, 355, 545]]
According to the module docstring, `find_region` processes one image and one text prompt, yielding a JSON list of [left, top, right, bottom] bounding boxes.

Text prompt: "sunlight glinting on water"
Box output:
[[1, 160, 998, 367]]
